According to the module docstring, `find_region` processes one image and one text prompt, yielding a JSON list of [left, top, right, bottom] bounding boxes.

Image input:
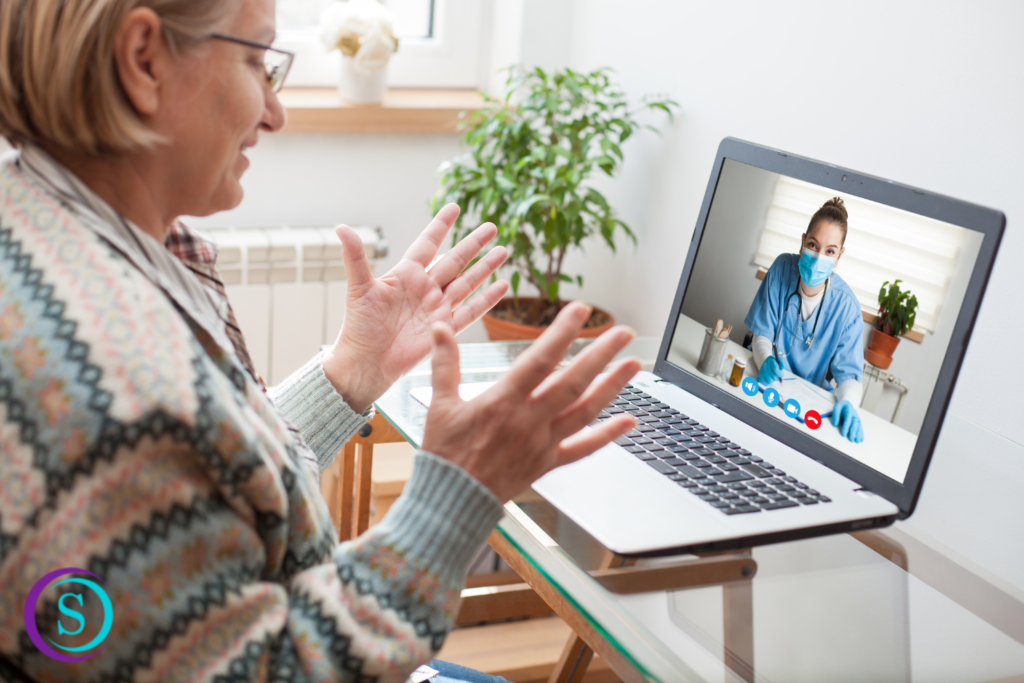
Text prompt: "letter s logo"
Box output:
[[24, 568, 113, 662]]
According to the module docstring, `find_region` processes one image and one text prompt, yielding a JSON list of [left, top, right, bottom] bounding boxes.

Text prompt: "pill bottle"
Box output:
[[729, 358, 746, 387]]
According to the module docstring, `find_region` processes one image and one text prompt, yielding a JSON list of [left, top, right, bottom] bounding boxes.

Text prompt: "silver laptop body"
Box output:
[[533, 138, 1005, 557]]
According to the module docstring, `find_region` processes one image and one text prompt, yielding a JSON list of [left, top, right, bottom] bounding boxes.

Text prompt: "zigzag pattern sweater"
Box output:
[[0, 153, 504, 682]]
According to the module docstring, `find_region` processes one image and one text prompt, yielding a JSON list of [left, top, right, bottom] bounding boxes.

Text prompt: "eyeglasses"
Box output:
[[208, 33, 295, 93]]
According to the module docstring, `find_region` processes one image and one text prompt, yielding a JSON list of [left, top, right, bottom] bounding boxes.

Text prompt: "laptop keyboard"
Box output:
[[596, 384, 832, 515]]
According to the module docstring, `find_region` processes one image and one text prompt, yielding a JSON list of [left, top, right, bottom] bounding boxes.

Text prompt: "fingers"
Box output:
[[335, 225, 375, 290], [452, 280, 510, 332], [430, 322, 462, 402], [557, 415, 636, 464], [533, 325, 635, 412], [502, 302, 592, 397], [428, 222, 499, 288], [402, 203, 461, 267], [551, 357, 641, 441], [443, 245, 508, 306]]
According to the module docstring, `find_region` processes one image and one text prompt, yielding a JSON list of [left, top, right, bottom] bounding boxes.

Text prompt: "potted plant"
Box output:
[[865, 279, 919, 369], [433, 66, 677, 340]]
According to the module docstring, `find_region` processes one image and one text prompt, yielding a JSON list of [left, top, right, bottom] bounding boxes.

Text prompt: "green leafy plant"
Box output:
[[877, 279, 918, 337], [432, 66, 677, 326]]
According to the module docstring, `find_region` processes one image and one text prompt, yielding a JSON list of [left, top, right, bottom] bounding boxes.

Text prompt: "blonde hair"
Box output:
[[0, 0, 236, 155]]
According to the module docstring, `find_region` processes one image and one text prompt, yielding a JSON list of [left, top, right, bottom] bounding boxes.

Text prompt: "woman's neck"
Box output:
[[799, 278, 827, 297], [42, 145, 171, 243]]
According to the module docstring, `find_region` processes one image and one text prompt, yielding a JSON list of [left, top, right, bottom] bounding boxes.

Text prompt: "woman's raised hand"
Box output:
[[321, 204, 508, 412], [422, 302, 641, 503]]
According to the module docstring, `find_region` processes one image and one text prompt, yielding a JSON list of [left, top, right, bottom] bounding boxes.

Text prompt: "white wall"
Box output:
[[565, 0, 1024, 591]]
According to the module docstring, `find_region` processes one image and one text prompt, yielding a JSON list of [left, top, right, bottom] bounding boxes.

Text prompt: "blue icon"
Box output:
[[741, 377, 758, 397], [763, 388, 779, 407], [783, 398, 801, 418]]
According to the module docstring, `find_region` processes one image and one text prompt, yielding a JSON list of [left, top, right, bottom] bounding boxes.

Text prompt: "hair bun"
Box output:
[[823, 196, 848, 219]]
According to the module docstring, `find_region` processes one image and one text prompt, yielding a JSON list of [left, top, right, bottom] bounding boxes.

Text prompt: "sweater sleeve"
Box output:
[[268, 353, 373, 471]]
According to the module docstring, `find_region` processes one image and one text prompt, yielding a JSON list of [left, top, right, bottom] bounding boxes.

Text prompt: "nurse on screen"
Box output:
[[744, 197, 866, 443]]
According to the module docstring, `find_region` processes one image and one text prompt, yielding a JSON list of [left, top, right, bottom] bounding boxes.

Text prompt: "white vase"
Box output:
[[338, 56, 388, 104]]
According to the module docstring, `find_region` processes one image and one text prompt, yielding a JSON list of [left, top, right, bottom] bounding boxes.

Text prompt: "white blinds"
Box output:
[[754, 176, 969, 334]]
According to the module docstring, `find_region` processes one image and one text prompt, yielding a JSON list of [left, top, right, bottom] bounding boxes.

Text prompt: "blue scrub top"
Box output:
[[744, 253, 865, 390]]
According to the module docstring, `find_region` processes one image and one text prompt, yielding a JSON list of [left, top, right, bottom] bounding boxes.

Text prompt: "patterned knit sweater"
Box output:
[[0, 153, 504, 682]]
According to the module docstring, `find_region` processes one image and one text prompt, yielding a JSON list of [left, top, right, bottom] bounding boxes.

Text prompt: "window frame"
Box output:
[[274, 0, 489, 89]]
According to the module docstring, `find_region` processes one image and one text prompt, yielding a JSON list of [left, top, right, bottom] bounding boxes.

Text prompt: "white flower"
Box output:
[[319, 0, 398, 72], [353, 25, 397, 73]]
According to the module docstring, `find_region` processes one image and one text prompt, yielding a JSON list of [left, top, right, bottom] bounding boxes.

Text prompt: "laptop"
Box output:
[[531, 138, 1005, 557]]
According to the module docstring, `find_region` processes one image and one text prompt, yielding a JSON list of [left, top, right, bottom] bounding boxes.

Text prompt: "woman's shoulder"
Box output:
[[828, 273, 865, 321], [0, 158, 208, 417]]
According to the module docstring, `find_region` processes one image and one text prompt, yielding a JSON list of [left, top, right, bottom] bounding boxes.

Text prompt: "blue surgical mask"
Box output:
[[799, 248, 835, 287]]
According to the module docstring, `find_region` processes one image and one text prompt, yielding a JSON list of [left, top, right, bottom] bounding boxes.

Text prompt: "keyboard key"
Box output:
[[728, 482, 751, 490], [667, 445, 689, 453], [626, 429, 644, 438], [799, 497, 819, 505], [719, 463, 739, 471], [645, 446, 665, 454], [776, 485, 796, 492], [637, 392, 652, 399], [623, 445, 644, 453], [721, 450, 740, 458], [634, 452, 657, 461], [615, 437, 632, 446], [667, 473, 687, 481], [710, 500, 733, 509], [764, 478, 782, 485], [681, 452, 702, 460], [818, 496, 832, 503], [707, 443, 728, 450], [662, 457, 686, 467], [749, 455, 763, 462], [683, 429, 703, 437], [636, 425, 657, 432], [738, 449, 751, 455], [748, 481, 768, 488], [713, 471, 754, 483], [696, 436, 716, 444], [697, 493, 718, 502], [783, 476, 797, 482], [649, 422, 670, 430], [693, 425, 709, 432], [762, 500, 799, 510], [706, 455, 725, 464], [692, 460, 712, 467], [646, 459, 676, 474], [663, 417, 684, 424], [677, 466, 707, 479], [631, 437, 652, 445], [693, 448, 714, 456], [679, 480, 700, 488], [795, 482, 809, 489], [726, 443, 742, 450], [748, 497, 770, 505], [706, 431, 720, 438], [638, 415, 660, 423], [722, 493, 741, 500], [661, 429, 682, 436], [741, 463, 774, 478], [606, 407, 624, 414], [705, 468, 724, 476], [708, 485, 728, 493], [767, 493, 789, 501], [733, 457, 751, 465], [655, 438, 675, 446], [724, 505, 760, 515]]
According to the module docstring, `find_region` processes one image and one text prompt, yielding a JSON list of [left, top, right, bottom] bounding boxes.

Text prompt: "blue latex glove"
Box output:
[[757, 356, 783, 385], [832, 400, 864, 443]]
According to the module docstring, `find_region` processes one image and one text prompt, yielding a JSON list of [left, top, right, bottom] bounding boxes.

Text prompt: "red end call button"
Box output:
[[804, 410, 822, 430]]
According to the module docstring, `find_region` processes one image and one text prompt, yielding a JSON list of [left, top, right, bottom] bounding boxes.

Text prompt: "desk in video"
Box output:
[[667, 159, 983, 483]]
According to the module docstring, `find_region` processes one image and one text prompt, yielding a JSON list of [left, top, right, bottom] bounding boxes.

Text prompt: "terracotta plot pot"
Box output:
[[865, 327, 900, 370], [481, 297, 616, 341]]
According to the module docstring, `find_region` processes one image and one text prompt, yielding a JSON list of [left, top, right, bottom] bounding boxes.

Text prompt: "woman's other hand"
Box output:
[[757, 356, 783, 385], [422, 303, 641, 502], [831, 400, 864, 443], [322, 204, 508, 412]]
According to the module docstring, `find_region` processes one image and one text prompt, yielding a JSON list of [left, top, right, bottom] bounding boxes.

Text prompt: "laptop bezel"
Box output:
[[653, 137, 1005, 518]]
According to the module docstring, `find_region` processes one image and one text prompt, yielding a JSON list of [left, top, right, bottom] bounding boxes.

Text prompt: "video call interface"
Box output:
[[667, 159, 983, 482]]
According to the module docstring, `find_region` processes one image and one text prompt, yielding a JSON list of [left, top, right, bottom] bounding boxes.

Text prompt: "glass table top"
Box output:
[[374, 339, 1024, 683]]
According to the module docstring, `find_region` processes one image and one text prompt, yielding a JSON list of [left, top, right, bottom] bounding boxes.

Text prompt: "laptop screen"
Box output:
[[665, 157, 985, 484]]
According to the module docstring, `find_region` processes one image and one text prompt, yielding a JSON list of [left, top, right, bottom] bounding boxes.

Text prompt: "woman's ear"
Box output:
[[113, 8, 166, 117], [834, 246, 846, 269]]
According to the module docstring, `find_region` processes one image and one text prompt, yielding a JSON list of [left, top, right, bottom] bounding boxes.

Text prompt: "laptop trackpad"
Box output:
[[532, 443, 735, 556]]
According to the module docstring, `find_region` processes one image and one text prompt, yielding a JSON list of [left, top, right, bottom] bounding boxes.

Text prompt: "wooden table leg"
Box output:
[[338, 441, 357, 542], [723, 551, 755, 682], [352, 442, 374, 538], [549, 550, 635, 683]]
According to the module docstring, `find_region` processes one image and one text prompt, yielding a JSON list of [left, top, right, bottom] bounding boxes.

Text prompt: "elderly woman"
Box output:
[[0, 0, 640, 681]]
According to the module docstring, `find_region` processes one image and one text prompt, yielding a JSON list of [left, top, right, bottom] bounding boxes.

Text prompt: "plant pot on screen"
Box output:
[[319, 0, 398, 105], [865, 279, 918, 370], [433, 66, 677, 341]]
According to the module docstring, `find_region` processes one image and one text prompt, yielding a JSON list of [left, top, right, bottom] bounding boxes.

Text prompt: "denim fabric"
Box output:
[[428, 660, 510, 683]]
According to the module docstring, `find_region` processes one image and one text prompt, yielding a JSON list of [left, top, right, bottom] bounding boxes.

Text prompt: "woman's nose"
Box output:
[[261, 90, 287, 133]]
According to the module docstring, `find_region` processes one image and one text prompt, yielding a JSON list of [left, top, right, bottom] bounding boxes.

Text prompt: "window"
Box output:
[[754, 176, 972, 333], [275, 0, 488, 88]]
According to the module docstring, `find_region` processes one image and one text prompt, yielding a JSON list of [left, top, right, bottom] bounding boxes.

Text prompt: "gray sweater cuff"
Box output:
[[268, 353, 373, 471], [377, 451, 505, 584]]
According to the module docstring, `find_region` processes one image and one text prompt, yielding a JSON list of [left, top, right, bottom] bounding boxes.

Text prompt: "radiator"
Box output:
[[200, 226, 387, 385]]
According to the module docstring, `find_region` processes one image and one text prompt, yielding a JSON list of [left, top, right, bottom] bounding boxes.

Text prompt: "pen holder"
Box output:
[[697, 327, 728, 377]]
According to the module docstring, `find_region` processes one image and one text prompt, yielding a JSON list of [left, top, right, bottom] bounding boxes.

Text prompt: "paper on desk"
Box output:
[[409, 381, 496, 408], [407, 664, 439, 683], [762, 371, 836, 416]]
